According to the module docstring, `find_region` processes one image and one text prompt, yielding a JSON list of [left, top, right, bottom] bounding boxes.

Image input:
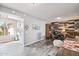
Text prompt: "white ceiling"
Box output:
[[0, 3, 79, 21]]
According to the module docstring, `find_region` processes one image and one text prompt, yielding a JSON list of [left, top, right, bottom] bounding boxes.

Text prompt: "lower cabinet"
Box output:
[[63, 48, 79, 56]]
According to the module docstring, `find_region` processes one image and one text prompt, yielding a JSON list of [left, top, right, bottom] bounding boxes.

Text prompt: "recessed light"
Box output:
[[56, 17, 61, 19], [24, 14, 26, 16], [12, 11, 15, 14], [32, 3, 36, 6], [32, 3, 39, 6]]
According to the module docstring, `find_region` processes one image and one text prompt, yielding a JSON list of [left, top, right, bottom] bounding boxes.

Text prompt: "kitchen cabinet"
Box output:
[[63, 48, 79, 56]]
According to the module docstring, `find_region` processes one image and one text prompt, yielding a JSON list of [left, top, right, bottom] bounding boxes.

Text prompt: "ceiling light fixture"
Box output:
[[12, 11, 15, 14], [56, 17, 61, 19], [24, 14, 26, 16], [32, 3, 39, 6], [32, 3, 36, 6]]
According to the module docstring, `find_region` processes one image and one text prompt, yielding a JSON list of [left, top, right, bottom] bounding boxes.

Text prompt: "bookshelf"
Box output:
[[51, 19, 79, 38]]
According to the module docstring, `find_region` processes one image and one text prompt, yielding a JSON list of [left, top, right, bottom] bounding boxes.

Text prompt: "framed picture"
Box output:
[[32, 24, 40, 30], [24, 24, 29, 31]]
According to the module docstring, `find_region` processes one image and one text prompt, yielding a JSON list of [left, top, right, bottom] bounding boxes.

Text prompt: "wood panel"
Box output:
[[45, 24, 52, 39], [63, 48, 79, 56]]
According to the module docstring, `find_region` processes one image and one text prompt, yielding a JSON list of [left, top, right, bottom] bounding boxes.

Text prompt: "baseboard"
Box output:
[[24, 39, 44, 47]]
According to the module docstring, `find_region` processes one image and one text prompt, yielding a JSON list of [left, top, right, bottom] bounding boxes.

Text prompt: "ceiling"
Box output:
[[0, 3, 79, 21]]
